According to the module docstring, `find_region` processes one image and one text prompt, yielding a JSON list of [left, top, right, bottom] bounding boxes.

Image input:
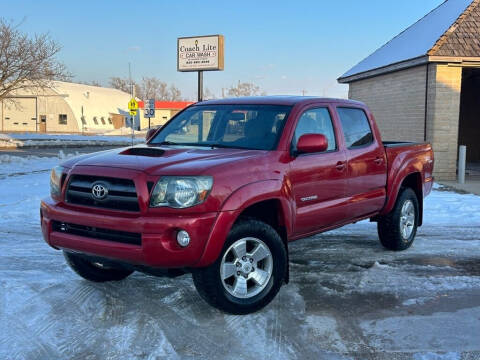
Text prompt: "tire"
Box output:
[[377, 187, 419, 251], [64, 251, 133, 282], [192, 218, 287, 315]]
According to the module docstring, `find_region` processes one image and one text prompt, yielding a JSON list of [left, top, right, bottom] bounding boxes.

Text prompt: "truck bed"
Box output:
[[383, 141, 425, 148]]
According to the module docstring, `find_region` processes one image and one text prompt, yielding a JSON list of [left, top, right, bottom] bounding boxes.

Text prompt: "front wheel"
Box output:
[[377, 188, 419, 251], [192, 219, 287, 314]]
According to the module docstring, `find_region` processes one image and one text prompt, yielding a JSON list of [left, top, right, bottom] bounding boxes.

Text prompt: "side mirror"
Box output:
[[146, 127, 158, 141], [296, 134, 328, 154]]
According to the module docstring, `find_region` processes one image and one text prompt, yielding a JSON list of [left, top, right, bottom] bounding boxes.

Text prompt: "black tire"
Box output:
[[64, 251, 133, 282], [192, 218, 287, 315], [377, 187, 419, 251]]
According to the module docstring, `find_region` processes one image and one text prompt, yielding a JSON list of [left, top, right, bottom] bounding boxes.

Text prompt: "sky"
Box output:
[[1, 0, 444, 100]]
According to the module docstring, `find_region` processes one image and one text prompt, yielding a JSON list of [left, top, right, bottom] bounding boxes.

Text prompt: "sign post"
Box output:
[[128, 98, 138, 146], [177, 35, 224, 102], [143, 98, 155, 129]]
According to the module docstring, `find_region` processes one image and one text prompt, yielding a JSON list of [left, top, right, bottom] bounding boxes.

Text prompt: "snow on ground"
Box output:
[[0, 153, 480, 359], [0, 132, 144, 148]]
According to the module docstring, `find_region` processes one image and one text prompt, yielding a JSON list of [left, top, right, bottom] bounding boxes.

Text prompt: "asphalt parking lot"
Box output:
[[1, 151, 479, 359]]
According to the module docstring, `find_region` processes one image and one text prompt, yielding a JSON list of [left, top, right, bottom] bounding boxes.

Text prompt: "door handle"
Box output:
[[335, 161, 346, 171], [374, 157, 384, 165]]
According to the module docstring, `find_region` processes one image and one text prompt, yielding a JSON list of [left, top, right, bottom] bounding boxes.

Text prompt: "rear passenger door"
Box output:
[[336, 107, 387, 219], [289, 106, 349, 236]]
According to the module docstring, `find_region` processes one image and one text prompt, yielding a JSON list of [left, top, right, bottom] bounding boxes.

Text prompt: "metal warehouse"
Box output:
[[0, 81, 131, 133]]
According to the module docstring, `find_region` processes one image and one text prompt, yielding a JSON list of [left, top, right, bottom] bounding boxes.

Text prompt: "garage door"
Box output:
[[3, 98, 37, 132]]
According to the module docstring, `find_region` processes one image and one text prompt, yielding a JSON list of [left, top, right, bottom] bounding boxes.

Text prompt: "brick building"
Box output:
[[338, 0, 480, 180]]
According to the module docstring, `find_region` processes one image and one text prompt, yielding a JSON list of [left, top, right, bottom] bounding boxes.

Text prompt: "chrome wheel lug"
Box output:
[[236, 262, 241, 267], [249, 258, 253, 263], [236, 271, 240, 276], [242, 256, 246, 261]]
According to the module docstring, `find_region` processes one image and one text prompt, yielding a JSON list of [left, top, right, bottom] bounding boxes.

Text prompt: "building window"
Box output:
[[93, 116, 98, 125], [58, 114, 68, 125], [81, 116, 87, 125], [101, 117, 106, 125], [108, 117, 112, 124]]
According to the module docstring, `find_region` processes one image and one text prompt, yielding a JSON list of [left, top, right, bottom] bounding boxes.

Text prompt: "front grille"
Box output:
[[52, 221, 141, 246], [65, 175, 139, 212]]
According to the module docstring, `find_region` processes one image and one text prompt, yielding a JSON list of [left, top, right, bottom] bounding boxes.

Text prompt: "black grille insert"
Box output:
[[52, 221, 141, 246], [66, 175, 139, 212]]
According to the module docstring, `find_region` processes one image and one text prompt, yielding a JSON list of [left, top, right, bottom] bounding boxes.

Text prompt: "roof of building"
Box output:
[[138, 100, 194, 109], [339, 0, 480, 82], [51, 81, 131, 121]]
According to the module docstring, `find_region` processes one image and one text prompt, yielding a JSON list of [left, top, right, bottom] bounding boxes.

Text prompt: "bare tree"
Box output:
[[109, 76, 183, 101], [203, 88, 216, 100], [0, 18, 70, 102], [138, 77, 168, 100], [167, 84, 182, 101], [227, 81, 266, 97], [109, 77, 131, 93]]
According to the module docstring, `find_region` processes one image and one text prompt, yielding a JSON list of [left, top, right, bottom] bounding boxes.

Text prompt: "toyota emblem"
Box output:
[[91, 182, 108, 200]]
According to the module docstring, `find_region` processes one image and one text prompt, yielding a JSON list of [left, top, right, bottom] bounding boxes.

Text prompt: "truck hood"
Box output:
[[66, 145, 265, 175]]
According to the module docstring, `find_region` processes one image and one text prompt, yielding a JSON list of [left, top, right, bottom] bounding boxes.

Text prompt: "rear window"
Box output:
[[337, 107, 373, 148]]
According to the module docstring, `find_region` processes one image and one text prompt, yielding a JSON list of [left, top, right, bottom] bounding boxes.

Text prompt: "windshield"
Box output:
[[149, 104, 292, 150]]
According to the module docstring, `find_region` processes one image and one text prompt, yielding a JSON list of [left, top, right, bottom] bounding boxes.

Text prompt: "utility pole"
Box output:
[[129, 62, 134, 147], [301, 89, 307, 96]]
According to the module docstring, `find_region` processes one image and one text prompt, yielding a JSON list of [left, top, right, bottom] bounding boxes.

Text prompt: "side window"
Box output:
[[337, 107, 373, 148], [293, 108, 336, 151]]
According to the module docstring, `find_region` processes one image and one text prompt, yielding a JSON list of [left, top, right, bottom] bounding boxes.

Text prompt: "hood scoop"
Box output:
[[120, 147, 165, 157]]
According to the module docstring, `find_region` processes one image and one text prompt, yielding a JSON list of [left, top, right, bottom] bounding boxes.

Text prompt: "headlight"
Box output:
[[150, 176, 213, 208], [50, 165, 65, 197]]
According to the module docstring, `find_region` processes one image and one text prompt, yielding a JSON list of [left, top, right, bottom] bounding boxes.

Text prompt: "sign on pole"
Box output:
[[177, 35, 224, 72], [128, 98, 138, 116], [144, 99, 155, 118], [177, 35, 224, 102]]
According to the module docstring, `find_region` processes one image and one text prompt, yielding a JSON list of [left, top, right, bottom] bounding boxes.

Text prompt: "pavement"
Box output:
[[1, 152, 480, 359], [438, 177, 480, 196]]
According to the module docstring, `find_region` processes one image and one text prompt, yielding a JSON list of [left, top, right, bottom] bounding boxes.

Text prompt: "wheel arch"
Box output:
[[195, 180, 292, 275], [382, 171, 423, 226]]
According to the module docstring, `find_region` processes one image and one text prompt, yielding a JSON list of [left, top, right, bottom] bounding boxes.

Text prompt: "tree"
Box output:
[[109, 76, 183, 101], [109, 77, 132, 94], [203, 88, 216, 100], [227, 81, 266, 97], [0, 18, 70, 102]]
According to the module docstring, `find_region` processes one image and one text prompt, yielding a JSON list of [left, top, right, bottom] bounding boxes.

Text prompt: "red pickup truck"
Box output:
[[41, 96, 434, 314]]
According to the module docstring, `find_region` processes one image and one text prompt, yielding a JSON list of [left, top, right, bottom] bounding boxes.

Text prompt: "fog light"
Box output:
[[176, 230, 190, 247]]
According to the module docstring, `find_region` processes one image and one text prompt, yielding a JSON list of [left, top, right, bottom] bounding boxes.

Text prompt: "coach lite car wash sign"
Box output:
[[177, 35, 224, 72]]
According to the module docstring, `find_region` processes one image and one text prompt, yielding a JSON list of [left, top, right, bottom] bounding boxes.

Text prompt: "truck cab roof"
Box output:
[[196, 96, 366, 107]]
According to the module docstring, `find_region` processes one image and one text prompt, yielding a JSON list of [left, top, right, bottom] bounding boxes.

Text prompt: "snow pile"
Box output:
[[0, 132, 144, 148], [103, 127, 147, 137]]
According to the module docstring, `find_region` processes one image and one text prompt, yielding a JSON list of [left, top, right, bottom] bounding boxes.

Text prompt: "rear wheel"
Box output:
[[377, 188, 419, 251], [192, 219, 287, 314], [64, 251, 133, 282]]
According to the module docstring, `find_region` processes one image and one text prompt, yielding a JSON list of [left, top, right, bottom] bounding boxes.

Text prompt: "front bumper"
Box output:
[[40, 197, 219, 268]]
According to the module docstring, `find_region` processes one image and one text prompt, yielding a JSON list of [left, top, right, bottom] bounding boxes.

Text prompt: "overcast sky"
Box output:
[[3, 0, 444, 100]]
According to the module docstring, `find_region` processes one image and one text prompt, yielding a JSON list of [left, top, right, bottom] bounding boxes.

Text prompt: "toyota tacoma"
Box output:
[[41, 96, 434, 314]]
